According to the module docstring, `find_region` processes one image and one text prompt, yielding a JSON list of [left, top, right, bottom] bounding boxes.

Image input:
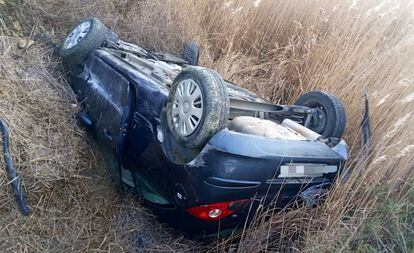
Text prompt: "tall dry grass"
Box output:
[[3, 0, 414, 251]]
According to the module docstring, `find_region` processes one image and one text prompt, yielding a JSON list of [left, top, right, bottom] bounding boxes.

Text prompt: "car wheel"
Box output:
[[181, 42, 200, 66], [166, 67, 229, 148], [60, 17, 118, 65], [295, 91, 346, 138]]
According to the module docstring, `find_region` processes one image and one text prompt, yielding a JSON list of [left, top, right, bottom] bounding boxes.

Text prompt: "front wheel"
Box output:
[[295, 91, 346, 138], [166, 67, 229, 148]]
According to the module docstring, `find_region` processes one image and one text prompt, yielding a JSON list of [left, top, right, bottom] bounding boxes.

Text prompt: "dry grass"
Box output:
[[1, 0, 414, 252]]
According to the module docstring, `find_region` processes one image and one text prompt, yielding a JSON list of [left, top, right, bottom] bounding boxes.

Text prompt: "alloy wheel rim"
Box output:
[[63, 21, 91, 49], [172, 79, 203, 137]]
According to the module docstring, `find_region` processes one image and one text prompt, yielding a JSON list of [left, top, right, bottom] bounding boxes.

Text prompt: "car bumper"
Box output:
[[180, 129, 345, 206], [149, 179, 332, 236]]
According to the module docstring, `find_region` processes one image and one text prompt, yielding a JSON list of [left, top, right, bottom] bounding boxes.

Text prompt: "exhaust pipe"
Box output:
[[282, 119, 321, 141]]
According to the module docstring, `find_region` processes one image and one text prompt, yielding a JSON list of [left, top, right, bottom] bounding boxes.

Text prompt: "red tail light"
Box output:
[[186, 199, 249, 221]]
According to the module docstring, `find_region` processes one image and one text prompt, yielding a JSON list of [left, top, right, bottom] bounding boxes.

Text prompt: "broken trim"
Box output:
[[0, 119, 30, 216]]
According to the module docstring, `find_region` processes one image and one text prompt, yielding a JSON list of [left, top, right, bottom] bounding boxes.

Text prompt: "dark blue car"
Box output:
[[60, 18, 349, 237]]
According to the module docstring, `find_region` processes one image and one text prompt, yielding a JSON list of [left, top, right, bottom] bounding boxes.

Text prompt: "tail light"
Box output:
[[186, 199, 249, 221]]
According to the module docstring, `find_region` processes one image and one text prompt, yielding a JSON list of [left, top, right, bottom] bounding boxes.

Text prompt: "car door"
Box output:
[[82, 55, 133, 180]]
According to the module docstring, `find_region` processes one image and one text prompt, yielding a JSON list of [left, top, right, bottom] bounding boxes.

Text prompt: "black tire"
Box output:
[[60, 17, 118, 65], [181, 42, 200, 66], [166, 67, 229, 148], [295, 91, 346, 138]]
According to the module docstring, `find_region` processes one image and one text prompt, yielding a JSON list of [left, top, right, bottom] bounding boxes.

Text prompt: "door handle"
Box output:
[[103, 128, 113, 141]]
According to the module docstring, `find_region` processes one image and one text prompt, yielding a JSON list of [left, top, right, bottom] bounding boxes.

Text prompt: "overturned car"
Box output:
[[60, 18, 349, 237]]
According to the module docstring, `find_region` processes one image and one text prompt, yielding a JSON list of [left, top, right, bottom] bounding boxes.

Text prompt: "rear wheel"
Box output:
[[60, 17, 118, 64], [166, 67, 229, 148], [295, 91, 346, 138]]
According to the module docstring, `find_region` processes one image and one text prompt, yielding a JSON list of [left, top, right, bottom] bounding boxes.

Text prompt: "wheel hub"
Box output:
[[171, 79, 203, 137], [182, 101, 190, 114], [311, 107, 327, 134]]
